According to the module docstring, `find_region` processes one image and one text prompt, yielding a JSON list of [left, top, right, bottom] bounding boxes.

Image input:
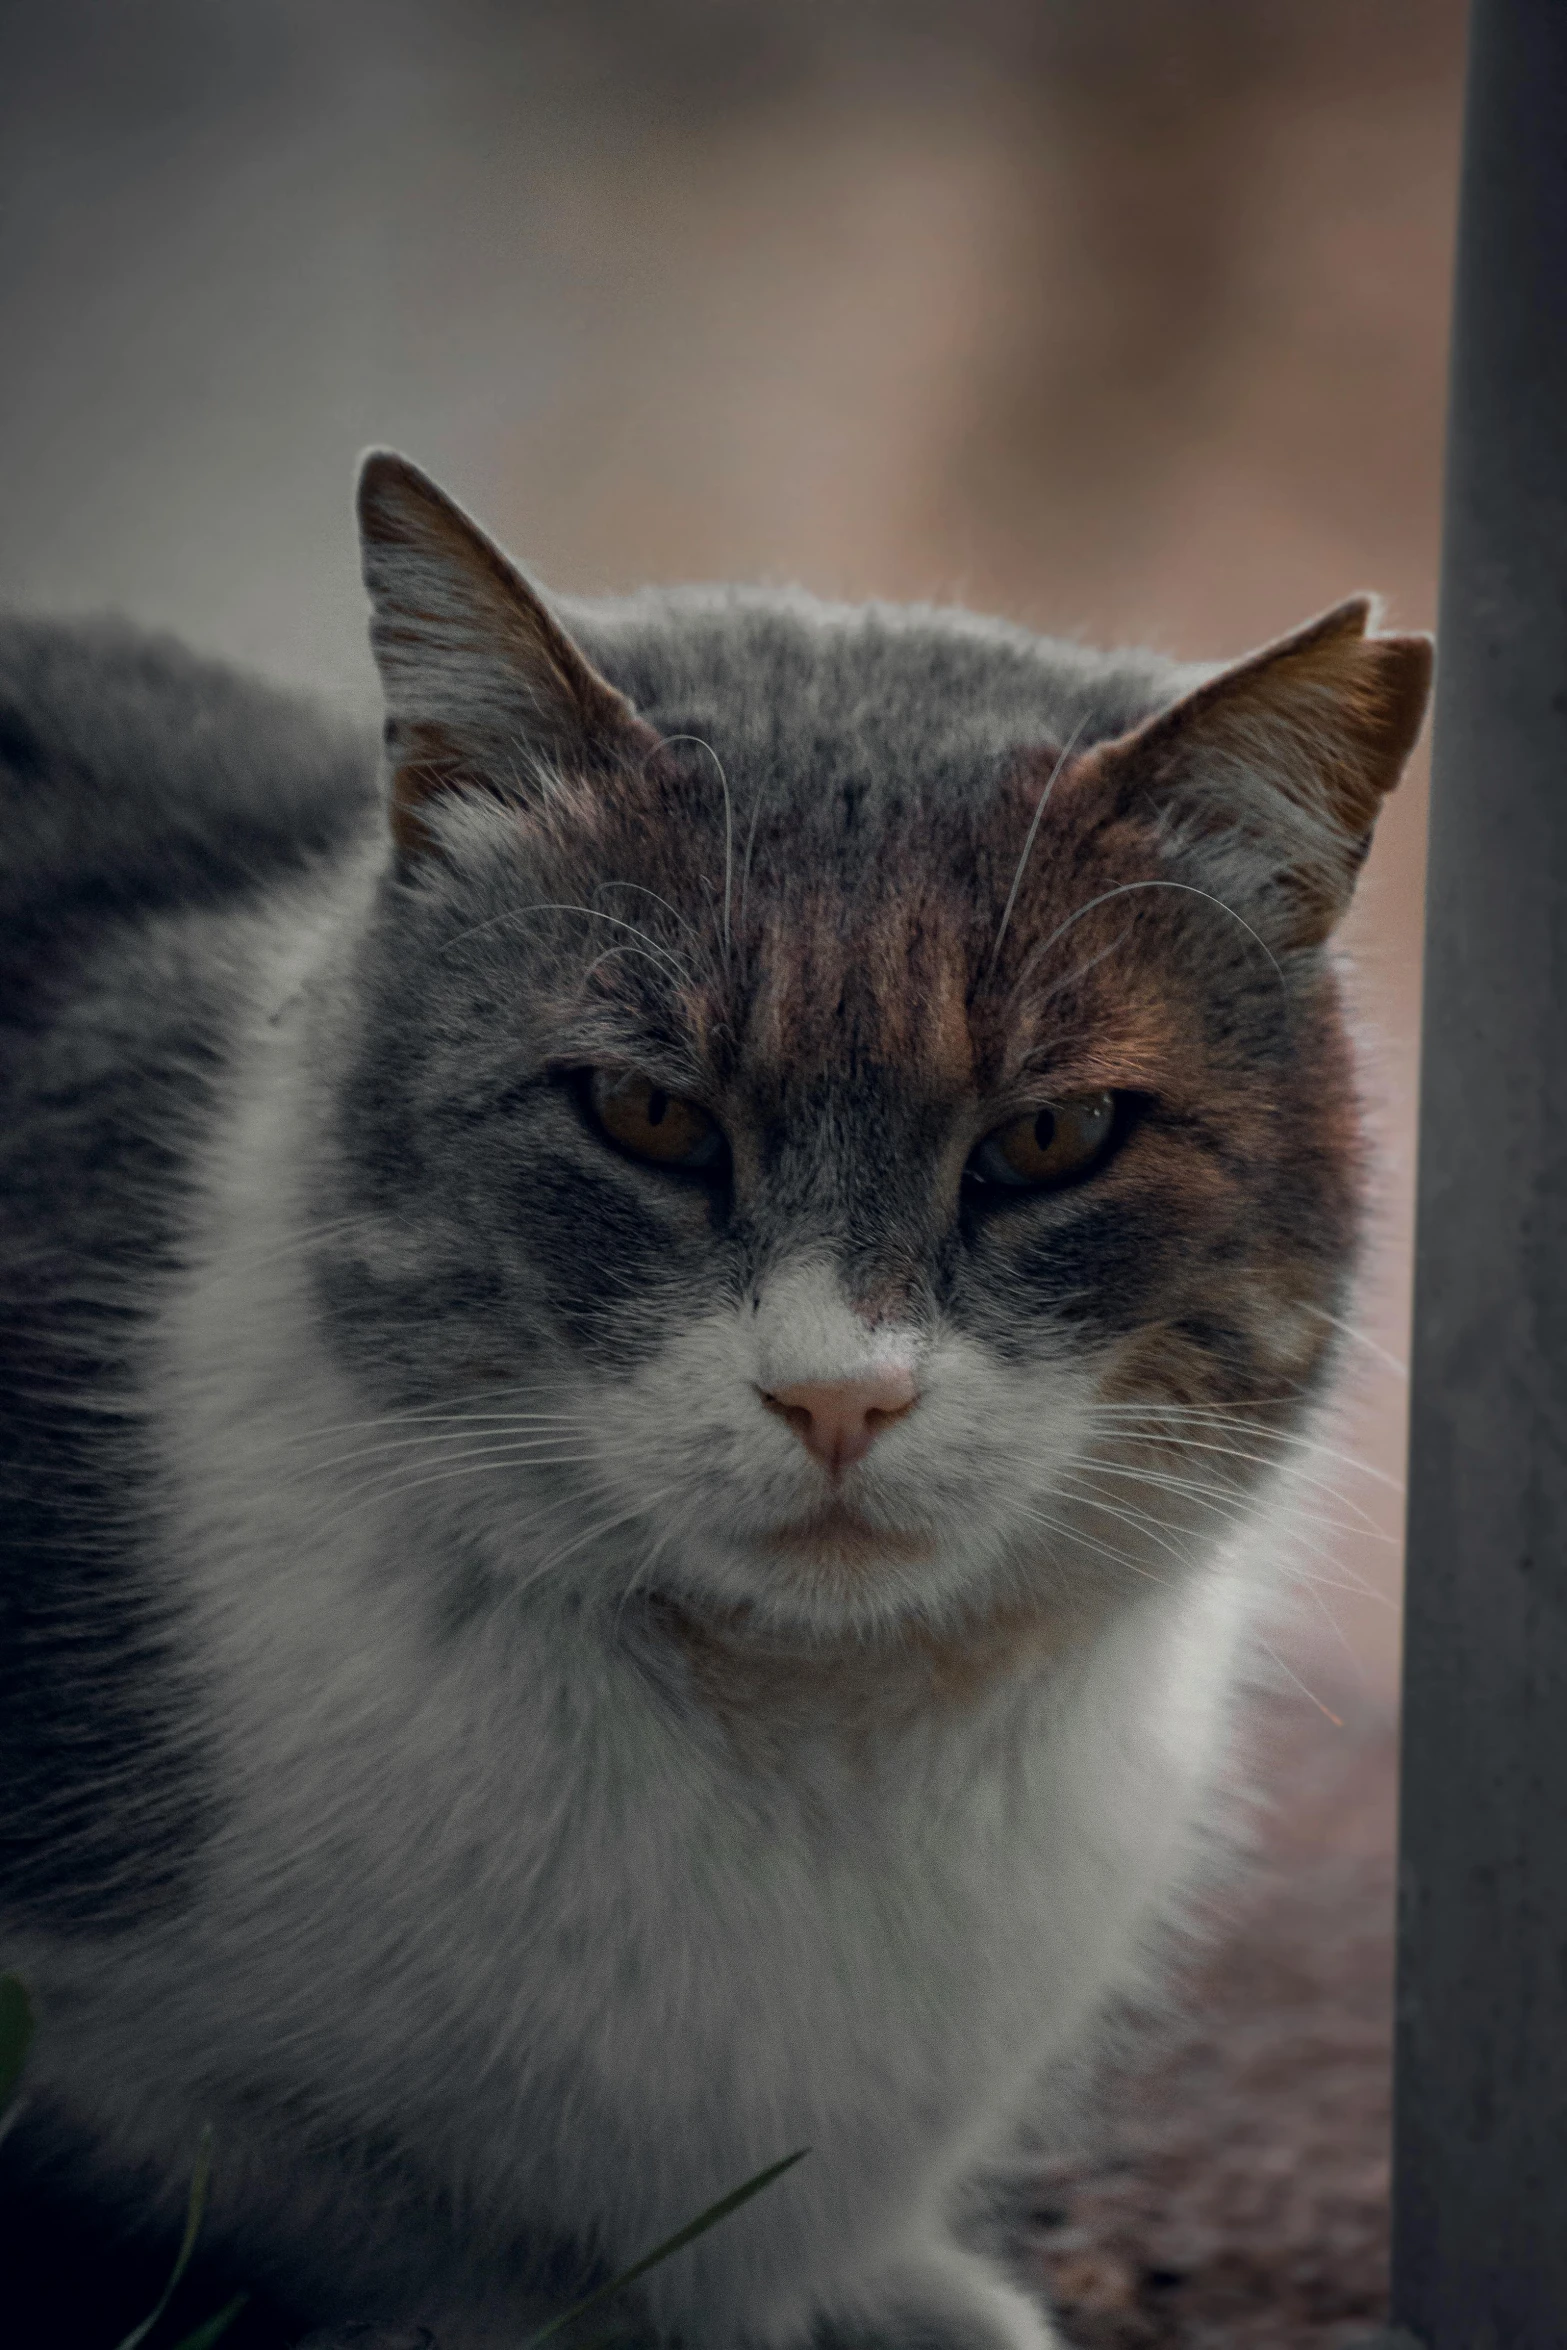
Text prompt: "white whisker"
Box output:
[[594, 878, 703, 951], [1303, 1304, 1409, 1379], [509, 1490, 680, 1597], [1055, 1475, 1393, 1601], [1085, 1405, 1403, 1496], [290, 1421, 589, 1481], [226, 1211, 391, 1274], [663, 734, 733, 964], [1014, 1500, 1173, 1588], [1047, 1482, 1199, 1572], [1253, 1640, 1347, 1727], [987, 720, 1086, 978], [303, 1442, 601, 1538], [1019, 924, 1134, 1022], [280, 1395, 582, 1444], [1071, 1450, 1390, 1540], [1019, 878, 1284, 991], [440, 901, 692, 987]]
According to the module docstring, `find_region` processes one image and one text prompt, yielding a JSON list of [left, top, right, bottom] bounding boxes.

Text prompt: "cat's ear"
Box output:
[[356, 451, 657, 861], [1084, 597, 1432, 948]]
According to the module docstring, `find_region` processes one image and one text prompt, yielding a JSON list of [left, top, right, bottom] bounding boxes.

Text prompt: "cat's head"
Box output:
[[315, 451, 1429, 1647]]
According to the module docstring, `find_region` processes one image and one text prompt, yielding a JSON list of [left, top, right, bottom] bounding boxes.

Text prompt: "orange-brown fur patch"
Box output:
[[748, 888, 976, 1095], [1077, 599, 1432, 946]]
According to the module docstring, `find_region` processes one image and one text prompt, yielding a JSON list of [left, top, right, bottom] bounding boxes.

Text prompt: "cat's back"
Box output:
[[0, 611, 382, 1353], [0, 614, 377, 1001], [0, 621, 379, 1932], [0, 612, 379, 1327]]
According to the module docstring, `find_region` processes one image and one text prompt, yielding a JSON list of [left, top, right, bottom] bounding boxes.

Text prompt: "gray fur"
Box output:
[[0, 506, 1396, 2350], [0, 618, 376, 1932]]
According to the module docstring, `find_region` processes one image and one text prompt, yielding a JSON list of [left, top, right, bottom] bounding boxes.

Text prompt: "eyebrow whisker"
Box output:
[[987, 718, 1088, 980], [663, 733, 734, 968]]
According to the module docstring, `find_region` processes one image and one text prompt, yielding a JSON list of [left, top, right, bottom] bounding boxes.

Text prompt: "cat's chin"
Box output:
[[639, 1501, 992, 1646], [633, 1549, 1100, 1723], [755, 1500, 940, 1572]]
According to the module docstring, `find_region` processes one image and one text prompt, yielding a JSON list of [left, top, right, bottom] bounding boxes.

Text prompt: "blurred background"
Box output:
[[0, 0, 1468, 1708]]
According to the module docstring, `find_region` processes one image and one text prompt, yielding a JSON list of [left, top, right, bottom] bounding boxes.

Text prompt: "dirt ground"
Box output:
[[1028, 1683, 1398, 2349]]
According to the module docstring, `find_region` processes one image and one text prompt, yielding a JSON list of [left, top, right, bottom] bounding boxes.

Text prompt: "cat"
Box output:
[[0, 451, 1430, 2350]]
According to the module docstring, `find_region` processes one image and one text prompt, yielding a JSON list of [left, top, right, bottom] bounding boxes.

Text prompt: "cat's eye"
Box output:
[[586, 1069, 726, 1172], [966, 1092, 1118, 1191]]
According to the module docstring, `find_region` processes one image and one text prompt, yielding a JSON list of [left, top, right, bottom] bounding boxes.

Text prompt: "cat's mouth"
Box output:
[[756, 1501, 937, 1568]]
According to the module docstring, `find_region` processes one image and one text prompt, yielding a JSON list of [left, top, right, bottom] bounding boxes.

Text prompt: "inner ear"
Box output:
[[356, 450, 659, 862], [1080, 597, 1433, 949]]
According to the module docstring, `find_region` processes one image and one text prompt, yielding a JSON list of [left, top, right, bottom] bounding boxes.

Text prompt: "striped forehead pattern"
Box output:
[[557, 712, 1214, 1123], [349, 456, 1426, 1423]]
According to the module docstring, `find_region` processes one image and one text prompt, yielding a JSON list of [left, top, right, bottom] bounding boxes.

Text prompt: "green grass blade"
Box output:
[[165, 2292, 249, 2350], [0, 1974, 35, 2112], [519, 2147, 809, 2350], [114, 2123, 217, 2350]]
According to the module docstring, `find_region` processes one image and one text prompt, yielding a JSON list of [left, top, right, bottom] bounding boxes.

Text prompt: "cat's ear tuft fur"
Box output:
[[356, 451, 656, 862], [1087, 597, 1433, 948]]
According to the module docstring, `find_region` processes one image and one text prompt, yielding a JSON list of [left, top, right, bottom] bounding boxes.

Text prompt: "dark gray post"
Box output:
[[1391, 2, 1567, 2344]]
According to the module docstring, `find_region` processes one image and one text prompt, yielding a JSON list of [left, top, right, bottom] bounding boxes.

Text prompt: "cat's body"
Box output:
[[0, 461, 1430, 2349]]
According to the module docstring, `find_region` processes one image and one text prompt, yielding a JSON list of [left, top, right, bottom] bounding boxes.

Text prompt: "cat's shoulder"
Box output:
[[0, 612, 379, 935]]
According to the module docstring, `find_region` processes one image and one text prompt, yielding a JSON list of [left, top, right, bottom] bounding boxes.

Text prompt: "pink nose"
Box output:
[[761, 1370, 919, 1472]]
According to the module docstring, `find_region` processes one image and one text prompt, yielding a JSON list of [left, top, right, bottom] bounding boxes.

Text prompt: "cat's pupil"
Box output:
[[1034, 1109, 1057, 1153], [647, 1088, 669, 1128]]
